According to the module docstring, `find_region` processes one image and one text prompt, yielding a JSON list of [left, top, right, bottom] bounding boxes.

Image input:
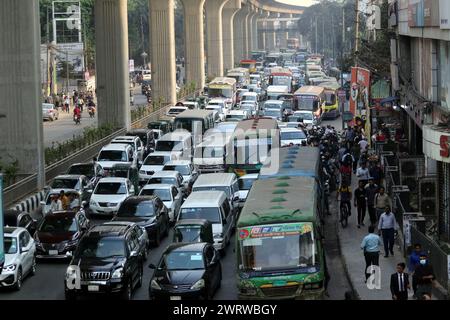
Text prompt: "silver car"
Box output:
[[139, 184, 183, 222], [42, 103, 59, 121]]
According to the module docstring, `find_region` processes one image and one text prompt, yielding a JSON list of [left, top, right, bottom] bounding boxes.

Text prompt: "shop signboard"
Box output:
[[440, 0, 450, 29], [423, 125, 450, 163], [350, 67, 371, 119]]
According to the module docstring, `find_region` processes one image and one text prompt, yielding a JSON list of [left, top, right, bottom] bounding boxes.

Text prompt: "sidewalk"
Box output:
[[336, 175, 411, 300]]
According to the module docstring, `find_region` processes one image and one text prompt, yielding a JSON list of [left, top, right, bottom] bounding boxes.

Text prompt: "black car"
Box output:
[[3, 209, 37, 236], [149, 242, 222, 300], [126, 129, 155, 157], [64, 222, 144, 300], [66, 162, 104, 186], [112, 196, 170, 247]]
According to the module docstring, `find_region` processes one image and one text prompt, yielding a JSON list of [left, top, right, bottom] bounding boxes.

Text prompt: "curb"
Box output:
[[12, 190, 46, 214], [329, 199, 361, 300]]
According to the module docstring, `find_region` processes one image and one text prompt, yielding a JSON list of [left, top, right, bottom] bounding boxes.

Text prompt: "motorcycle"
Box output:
[[88, 107, 95, 118], [74, 114, 81, 125]]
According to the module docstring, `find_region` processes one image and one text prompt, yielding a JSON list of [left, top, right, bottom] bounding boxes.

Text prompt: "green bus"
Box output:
[[236, 147, 326, 300], [226, 117, 280, 177]]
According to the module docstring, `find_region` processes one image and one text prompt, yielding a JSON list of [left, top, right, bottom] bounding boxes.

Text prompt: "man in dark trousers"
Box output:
[[390, 262, 410, 300], [378, 206, 397, 257], [354, 180, 367, 228], [360, 225, 381, 282]]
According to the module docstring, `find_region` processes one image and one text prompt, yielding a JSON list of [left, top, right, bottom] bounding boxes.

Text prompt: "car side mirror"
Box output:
[[40, 201, 46, 206], [130, 250, 138, 258], [86, 189, 93, 194], [148, 263, 156, 269], [21, 247, 29, 254]]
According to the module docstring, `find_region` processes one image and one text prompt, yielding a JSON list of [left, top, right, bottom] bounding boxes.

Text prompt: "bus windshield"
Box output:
[[296, 95, 318, 111], [272, 76, 291, 87], [208, 88, 233, 98], [239, 224, 315, 271]]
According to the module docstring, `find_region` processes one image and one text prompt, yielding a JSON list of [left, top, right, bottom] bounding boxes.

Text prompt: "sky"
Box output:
[[275, 0, 319, 6]]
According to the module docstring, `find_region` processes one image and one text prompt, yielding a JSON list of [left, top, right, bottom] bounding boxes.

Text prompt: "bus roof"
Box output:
[[240, 59, 257, 63], [175, 109, 214, 119], [234, 117, 279, 132], [237, 176, 318, 227], [294, 86, 325, 96], [259, 146, 318, 179], [209, 77, 236, 86]]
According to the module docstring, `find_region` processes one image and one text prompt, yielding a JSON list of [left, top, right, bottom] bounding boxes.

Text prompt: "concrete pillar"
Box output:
[[181, 0, 205, 90], [265, 12, 278, 51], [257, 10, 269, 50], [95, 0, 131, 129], [233, 5, 247, 65], [0, 0, 45, 186], [205, 0, 229, 78], [279, 14, 290, 48], [222, 0, 241, 72], [247, 11, 257, 53], [148, 0, 177, 105], [251, 11, 258, 51], [242, 6, 251, 59]]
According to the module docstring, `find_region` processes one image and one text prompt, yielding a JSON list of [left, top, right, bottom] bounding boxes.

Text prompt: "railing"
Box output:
[[411, 225, 449, 291]]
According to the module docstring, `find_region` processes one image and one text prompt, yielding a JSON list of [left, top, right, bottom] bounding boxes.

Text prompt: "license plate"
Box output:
[[273, 280, 287, 287], [103, 207, 113, 212], [170, 296, 181, 300], [88, 285, 99, 292], [49, 250, 58, 255]]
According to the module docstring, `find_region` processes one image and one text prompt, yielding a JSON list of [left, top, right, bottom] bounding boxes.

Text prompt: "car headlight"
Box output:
[[139, 170, 146, 174], [63, 239, 78, 248], [4, 264, 16, 272], [151, 279, 161, 290], [190, 279, 205, 290], [66, 265, 78, 279], [111, 267, 124, 279], [89, 199, 97, 206]]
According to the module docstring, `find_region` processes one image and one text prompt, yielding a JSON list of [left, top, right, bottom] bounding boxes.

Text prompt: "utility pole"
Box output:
[[46, 7, 50, 97], [342, 6, 345, 54], [355, 0, 360, 67], [66, 51, 69, 94], [331, 14, 335, 60], [322, 16, 325, 56], [315, 16, 318, 54]]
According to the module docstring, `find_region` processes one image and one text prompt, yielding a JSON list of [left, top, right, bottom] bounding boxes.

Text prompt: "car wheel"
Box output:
[[30, 257, 37, 276], [122, 281, 133, 300], [14, 268, 22, 291], [137, 267, 143, 288]]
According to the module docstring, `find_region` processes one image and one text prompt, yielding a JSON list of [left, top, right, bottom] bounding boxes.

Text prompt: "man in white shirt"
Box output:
[[356, 162, 370, 183], [49, 194, 63, 212], [358, 137, 369, 153]]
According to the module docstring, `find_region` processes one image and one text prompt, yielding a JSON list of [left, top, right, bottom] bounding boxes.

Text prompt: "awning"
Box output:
[[380, 96, 399, 104]]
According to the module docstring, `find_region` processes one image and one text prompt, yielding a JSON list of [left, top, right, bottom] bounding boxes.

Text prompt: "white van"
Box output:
[[154, 130, 192, 160], [97, 144, 135, 171], [178, 191, 234, 252], [193, 133, 232, 173], [266, 85, 289, 100], [139, 152, 176, 182], [192, 173, 239, 215]]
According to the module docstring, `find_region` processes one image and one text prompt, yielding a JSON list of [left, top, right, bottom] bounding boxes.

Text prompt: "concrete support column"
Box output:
[[279, 14, 290, 48], [242, 6, 251, 59], [181, 0, 205, 90], [205, 0, 229, 78], [257, 20, 265, 50], [95, 0, 131, 129], [0, 0, 45, 186], [265, 20, 276, 50], [148, 0, 177, 105], [247, 11, 257, 53], [222, 0, 241, 72], [233, 5, 248, 65], [251, 11, 258, 51]]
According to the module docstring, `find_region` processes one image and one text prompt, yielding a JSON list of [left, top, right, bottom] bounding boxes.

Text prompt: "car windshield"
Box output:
[[196, 146, 224, 158], [242, 95, 257, 102], [144, 155, 168, 166], [180, 207, 221, 223], [148, 177, 177, 185], [281, 131, 306, 140], [117, 201, 155, 217], [162, 251, 204, 270], [264, 110, 281, 117], [94, 182, 127, 195], [264, 103, 282, 110], [156, 141, 180, 152], [226, 114, 244, 121], [296, 96, 317, 111], [238, 178, 256, 190], [98, 150, 128, 162], [140, 189, 171, 201], [39, 216, 78, 233], [163, 165, 190, 175], [174, 226, 203, 243], [295, 112, 313, 120], [239, 224, 315, 271], [67, 164, 95, 178], [50, 178, 79, 190], [192, 186, 230, 198], [4, 237, 18, 254], [77, 238, 126, 259]]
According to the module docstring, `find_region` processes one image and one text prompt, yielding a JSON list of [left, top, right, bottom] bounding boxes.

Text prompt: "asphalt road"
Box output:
[[0, 116, 349, 300], [43, 87, 148, 148]]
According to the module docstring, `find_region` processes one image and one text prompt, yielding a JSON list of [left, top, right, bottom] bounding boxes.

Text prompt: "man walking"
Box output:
[[414, 254, 435, 299], [365, 178, 379, 226], [378, 206, 397, 257], [374, 187, 391, 220], [354, 181, 367, 228], [390, 262, 410, 300], [360, 225, 381, 281], [409, 243, 424, 297], [356, 161, 370, 185]]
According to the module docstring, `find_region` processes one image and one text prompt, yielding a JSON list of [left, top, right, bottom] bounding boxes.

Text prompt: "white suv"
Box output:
[[0, 227, 36, 290], [89, 177, 136, 215]]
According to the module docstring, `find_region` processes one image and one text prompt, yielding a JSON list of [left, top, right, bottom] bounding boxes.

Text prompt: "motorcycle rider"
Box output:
[[87, 99, 96, 117], [73, 105, 81, 123]]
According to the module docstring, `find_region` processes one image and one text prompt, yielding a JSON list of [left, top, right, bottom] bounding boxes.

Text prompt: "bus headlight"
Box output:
[[303, 281, 323, 290]]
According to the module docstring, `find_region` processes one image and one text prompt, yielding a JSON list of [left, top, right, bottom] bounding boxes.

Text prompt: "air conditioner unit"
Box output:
[[419, 176, 438, 216], [398, 157, 425, 193]]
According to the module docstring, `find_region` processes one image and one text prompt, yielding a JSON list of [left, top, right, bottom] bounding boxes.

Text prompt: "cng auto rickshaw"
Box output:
[[173, 219, 213, 244]]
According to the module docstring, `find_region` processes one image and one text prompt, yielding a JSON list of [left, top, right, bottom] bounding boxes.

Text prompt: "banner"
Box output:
[[349, 67, 371, 120]]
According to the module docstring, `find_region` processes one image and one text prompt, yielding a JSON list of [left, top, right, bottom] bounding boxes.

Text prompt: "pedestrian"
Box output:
[[360, 225, 381, 281], [337, 182, 352, 221], [358, 137, 369, 154], [59, 190, 70, 211], [409, 243, 424, 297], [64, 96, 70, 113], [374, 187, 391, 220], [356, 161, 370, 185], [390, 262, 410, 300], [338, 144, 347, 164], [365, 178, 379, 226], [49, 194, 63, 212], [369, 161, 383, 187], [340, 162, 352, 185], [414, 254, 435, 299], [378, 206, 397, 257], [354, 180, 367, 228], [345, 126, 355, 149], [351, 140, 360, 173]]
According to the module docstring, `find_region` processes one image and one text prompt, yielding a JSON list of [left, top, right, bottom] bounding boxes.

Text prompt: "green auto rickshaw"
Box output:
[[173, 219, 213, 244]]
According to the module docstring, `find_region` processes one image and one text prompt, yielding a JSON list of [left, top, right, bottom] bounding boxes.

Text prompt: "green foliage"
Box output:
[[0, 159, 19, 186]]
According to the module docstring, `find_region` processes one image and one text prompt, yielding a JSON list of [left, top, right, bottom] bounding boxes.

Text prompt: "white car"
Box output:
[[162, 160, 198, 190], [237, 174, 258, 206], [147, 171, 185, 195], [139, 152, 175, 182], [110, 136, 145, 163], [97, 143, 135, 171], [225, 110, 248, 122], [293, 110, 315, 127], [139, 184, 183, 222], [166, 106, 188, 117], [280, 127, 307, 147], [89, 177, 136, 215], [0, 227, 36, 290], [239, 101, 257, 116]]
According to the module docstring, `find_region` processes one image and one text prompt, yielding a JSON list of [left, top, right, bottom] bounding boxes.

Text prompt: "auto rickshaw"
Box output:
[[196, 95, 210, 109], [173, 219, 213, 244]]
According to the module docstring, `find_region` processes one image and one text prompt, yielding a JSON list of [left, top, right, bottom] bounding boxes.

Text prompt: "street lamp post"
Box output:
[[141, 51, 148, 68]]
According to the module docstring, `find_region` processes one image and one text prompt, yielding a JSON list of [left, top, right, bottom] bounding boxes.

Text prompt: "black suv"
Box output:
[[64, 222, 145, 300]]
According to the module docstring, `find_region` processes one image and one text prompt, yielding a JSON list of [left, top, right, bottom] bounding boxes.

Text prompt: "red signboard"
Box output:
[[349, 67, 371, 120]]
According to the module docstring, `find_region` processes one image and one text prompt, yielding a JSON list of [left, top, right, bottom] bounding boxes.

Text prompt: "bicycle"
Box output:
[[339, 201, 350, 228]]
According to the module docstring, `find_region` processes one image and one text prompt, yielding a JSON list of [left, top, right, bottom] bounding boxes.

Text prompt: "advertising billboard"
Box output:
[[408, 0, 440, 27], [349, 67, 371, 118]]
